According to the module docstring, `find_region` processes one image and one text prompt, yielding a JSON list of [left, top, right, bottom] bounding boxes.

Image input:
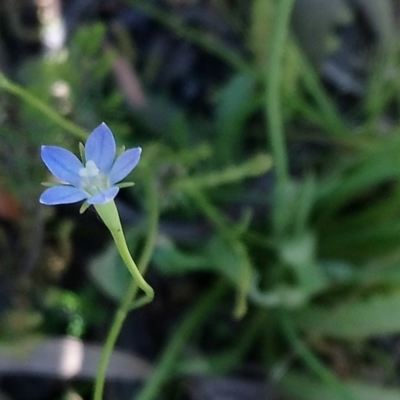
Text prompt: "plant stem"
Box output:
[[279, 312, 355, 400], [292, 43, 347, 135], [207, 308, 266, 373], [134, 281, 227, 400], [265, 0, 295, 189], [93, 177, 159, 400], [94, 201, 154, 300], [0, 71, 87, 140], [187, 188, 250, 318], [128, 0, 252, 74]]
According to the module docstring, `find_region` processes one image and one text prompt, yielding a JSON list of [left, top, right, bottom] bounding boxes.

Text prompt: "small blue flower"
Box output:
[[40, 122, 141, 206]]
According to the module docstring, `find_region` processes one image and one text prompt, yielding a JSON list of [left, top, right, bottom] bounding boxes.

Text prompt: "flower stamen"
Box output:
[[79, 160, 108, 195], [79, 160, 100, 178]]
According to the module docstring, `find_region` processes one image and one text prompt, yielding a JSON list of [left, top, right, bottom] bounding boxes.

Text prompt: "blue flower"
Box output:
[[40, 122, 141, 206]]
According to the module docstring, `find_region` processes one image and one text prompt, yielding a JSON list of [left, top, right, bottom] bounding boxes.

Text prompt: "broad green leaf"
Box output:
[[280, 372, 400, 400], [293, 291, 400, 338]]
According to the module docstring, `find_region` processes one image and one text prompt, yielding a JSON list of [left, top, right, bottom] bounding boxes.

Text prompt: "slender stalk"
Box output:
[[94, 201, 154, 300], [206, 309, 266, 373], [93, 177, 159, 400], [128, 0, 252, 74], [187, 188, 250, 318], [135, 281, 227, 400], [279, 312, 355, 400], [0, 71, 87, 140], [264, 0, 295, 188], [293, 44, 347, 135]]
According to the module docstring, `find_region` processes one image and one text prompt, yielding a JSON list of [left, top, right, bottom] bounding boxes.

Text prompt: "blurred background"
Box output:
[[2, 0, 400, 399]]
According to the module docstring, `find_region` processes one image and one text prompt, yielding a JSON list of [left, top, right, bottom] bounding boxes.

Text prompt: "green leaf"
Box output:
[[320, 221, 400, 262], [205, 236, 251, 286], [152, 236, 211, 275], [317, 144, 400, 217], [280, 231, 329, 296], [280, 372, 400, 400], [206, 235, 255, 317], [215, 73, 257, 166], [177, 153, 272, 190], [293, 291, 400, 338]]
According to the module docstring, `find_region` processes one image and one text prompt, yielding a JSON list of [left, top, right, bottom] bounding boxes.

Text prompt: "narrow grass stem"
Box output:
[[292, 43, 348, 135], [0, 71, 87, 140], [93, 177, 159, 400], [265, 0, 295, 189], [94, 201, 154, 300], [128, 0, 253, 74], [207, 309, 266, 373], [279, 312, 355, 400], [134, 281, 227, 400], [187, 188, 250, 318]]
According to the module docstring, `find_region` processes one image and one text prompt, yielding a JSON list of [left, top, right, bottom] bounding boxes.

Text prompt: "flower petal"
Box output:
[[85, 122, 116, 172], [39, 185, 88, 205], [87, 186, 119, 204], [109, 147, 142, 185], [41, 146, 83, 187]]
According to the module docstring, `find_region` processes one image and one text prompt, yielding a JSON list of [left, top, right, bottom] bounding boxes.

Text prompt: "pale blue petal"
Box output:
[[41, 146, 83, 187], [109, 147, 141, 185], [87, 186, 119, 204], [85, 122, 116, 172], [40, 185, 88, 205]]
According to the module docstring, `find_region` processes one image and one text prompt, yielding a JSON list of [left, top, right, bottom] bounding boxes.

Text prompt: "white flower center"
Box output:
[[79, 160, 109, 195], [79, 160, 99, 178]]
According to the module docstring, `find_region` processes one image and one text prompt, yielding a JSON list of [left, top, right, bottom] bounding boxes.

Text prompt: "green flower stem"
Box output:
[[0, 71, 87, 140], [93, 177, 159, 400], [94, 200, 154, 300], [264, 0, 295, 189], [134, 281, 227, 400]]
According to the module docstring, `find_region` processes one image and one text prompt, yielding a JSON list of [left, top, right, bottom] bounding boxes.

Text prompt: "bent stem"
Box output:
[[93, 177, 159, 400], [94, 200, 154, 301]]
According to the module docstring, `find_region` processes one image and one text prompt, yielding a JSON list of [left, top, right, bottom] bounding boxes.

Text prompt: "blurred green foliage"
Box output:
[[2, 0, 400, 399]]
